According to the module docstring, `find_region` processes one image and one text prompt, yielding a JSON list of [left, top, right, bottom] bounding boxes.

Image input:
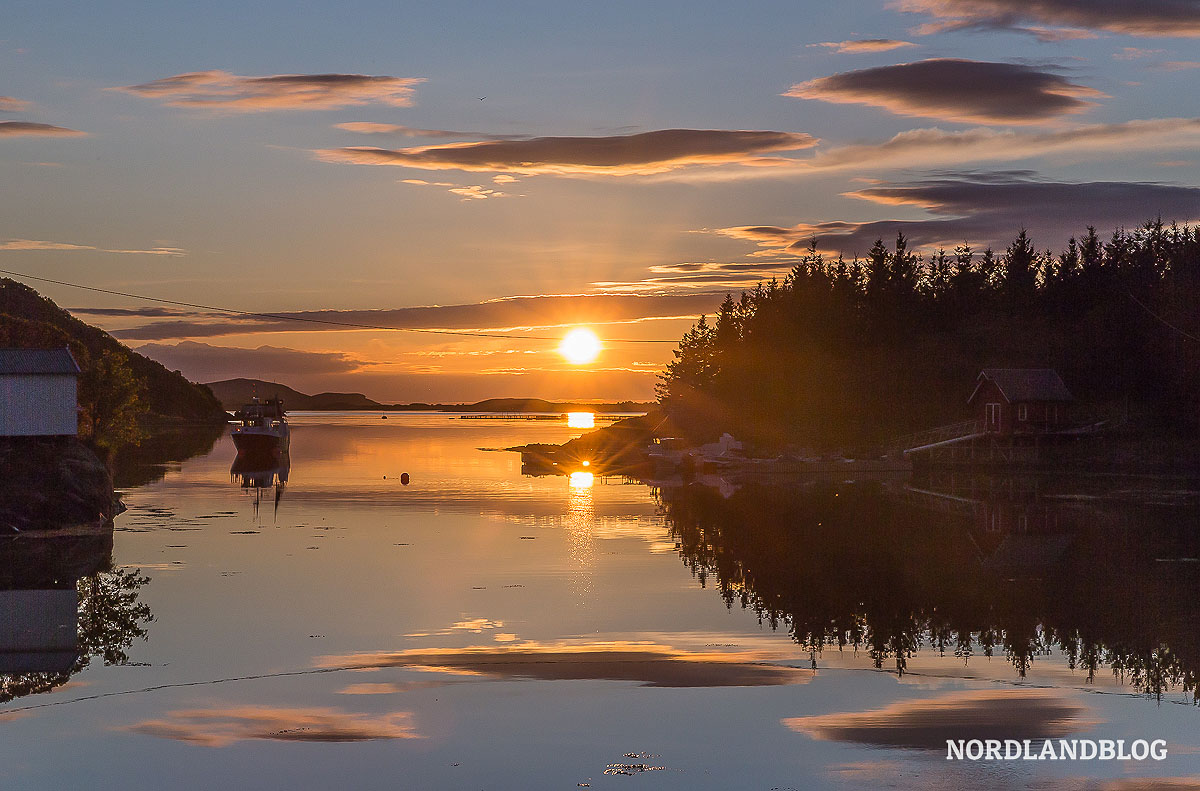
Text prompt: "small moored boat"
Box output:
[[231, 397, 289, 455]]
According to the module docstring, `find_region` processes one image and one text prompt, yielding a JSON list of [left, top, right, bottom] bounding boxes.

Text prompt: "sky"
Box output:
[[2, 0, 1199, 402]]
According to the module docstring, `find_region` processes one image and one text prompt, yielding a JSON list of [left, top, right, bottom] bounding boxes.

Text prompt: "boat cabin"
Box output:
[[235, 397, 285, 427], [967, 369, 1073, 436]]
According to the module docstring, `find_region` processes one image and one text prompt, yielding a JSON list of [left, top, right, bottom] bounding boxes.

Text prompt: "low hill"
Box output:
[[206, 380, 652, 413], [0, 279, 227, 424], [205, 378, 385, 411], [460, 398, 650, 413]]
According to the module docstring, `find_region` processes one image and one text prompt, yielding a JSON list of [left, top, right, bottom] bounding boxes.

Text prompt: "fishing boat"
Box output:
[[231, 397, 289, 455]]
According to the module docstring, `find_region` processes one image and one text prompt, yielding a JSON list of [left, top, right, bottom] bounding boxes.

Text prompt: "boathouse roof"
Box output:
[[0, 348, 81, 376], [968, 368, 1073, 404]]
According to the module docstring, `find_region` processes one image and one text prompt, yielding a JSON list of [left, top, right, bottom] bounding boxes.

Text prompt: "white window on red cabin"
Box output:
[[1018, 404, 1028, 421]]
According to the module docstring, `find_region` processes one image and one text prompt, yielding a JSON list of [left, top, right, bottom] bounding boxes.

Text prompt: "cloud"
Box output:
[[1160, 60, 1200, 70], [334, 122, 523, 140], [784, 689, 1087, 750], [594, 261, 801, 292], [803, 117, 1200, 172], [316, 128, 817, 176], [0, 96, 31, 112], [715, 173, 1200, 255], [0, 238, 182, 254], [125, 705, 420, 746], [134, 341, 372, 379], [70, 306, 210, 318], [893, 0, 1200, 38], [400, 178, 512, 200], [813, 39, 916, 53], [106, 292, 726, 341], [315, 642, 812, 687], [785, 59, 1103, 124], [117, 71, 423, 112], [448, 185, 507, 200], [1113, 47, 1166, 60], [0, 121, 86, 138]]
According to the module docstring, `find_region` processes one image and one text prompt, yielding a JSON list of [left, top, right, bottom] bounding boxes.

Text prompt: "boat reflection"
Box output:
[[657, 473, 1200, 701], [231, 451, 290, 519], [0, 525, 153, 703]]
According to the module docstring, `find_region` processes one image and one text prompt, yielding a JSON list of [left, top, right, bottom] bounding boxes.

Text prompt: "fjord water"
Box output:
[[2, 412, 1199, 790]]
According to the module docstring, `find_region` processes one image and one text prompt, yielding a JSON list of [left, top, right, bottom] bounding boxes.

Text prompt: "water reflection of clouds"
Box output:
[[784, 689, 1090, 750], [126, 705, 421, 746], [315, 642, 813, 687], [337, 681, 447, 695], [405, 617, 506, 637]]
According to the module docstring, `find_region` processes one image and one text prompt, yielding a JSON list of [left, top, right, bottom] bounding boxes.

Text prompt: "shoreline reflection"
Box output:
[[658, 473, 1200, 702]]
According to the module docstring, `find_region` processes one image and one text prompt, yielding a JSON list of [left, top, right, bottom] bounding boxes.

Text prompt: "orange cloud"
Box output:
[[316, 128, 817, 176], [0, 96, 31, 112], [117, 71, 423, 111], [785, 59, 1104, 124], [125, 705, 421, 746], [0, 238, 182, 254], [0, 122, 86, 138], [784, 689, 1088, 750], [334, 122, 522, 140], [893, 0, 1200, 37], [813, 39, 916, 53], [450, 185, 506, 200], [105, 291, 726, 341]]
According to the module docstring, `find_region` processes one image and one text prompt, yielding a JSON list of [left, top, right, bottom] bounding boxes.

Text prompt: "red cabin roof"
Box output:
[[967, 369, 1073, 405]]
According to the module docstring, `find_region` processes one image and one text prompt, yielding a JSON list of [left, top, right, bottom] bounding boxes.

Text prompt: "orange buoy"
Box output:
[[400, 472, 410, 485]]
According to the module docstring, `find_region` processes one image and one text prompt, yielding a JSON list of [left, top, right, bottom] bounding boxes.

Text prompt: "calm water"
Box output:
[[2, 412, 1200, 790]]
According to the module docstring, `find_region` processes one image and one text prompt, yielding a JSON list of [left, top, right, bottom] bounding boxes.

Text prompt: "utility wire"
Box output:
[[1127, 291, 1200, 343], [0, 268, 683, 344]]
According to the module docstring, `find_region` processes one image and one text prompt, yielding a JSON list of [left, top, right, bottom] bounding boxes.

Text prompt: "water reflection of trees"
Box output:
[[0, 532, 153, 704], [657, 478, 1200, 702], [111, 423, 225, 489]]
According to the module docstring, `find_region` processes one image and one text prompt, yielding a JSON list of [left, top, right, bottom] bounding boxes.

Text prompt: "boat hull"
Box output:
[[231, 428, 289, 455]]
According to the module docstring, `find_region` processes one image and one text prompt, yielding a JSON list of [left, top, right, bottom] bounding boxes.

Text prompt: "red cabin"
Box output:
[[967, 369, 1073, 436]]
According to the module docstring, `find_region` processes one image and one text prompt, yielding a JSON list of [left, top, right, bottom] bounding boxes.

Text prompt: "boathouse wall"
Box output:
[[0, 349, 80, 437]]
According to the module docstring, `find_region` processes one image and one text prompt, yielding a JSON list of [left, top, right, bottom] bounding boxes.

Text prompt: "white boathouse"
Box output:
[[0, 348, 81, 436]]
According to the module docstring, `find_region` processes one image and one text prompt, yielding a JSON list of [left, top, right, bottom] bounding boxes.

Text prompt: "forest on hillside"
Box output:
[[656, 221, 1200, 450], [0, 279, 227, 452]]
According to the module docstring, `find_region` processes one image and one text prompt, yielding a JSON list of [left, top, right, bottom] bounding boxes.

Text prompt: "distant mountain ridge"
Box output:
[[205, 378, 384, 411], [205, 378, 650, 413]]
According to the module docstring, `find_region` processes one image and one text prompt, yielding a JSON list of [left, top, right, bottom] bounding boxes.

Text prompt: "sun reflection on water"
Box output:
[[567, 412, 595, 429], [566, 471, 597, 600]]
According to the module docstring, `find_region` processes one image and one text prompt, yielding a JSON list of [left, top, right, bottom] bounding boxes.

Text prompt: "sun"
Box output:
[[559, 328, 602, 365]]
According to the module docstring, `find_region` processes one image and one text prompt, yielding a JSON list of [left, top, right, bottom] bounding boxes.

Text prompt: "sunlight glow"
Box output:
[[569, 471, 595, 489], [567, 411, 595, 428], [559, 328, 602, 365]]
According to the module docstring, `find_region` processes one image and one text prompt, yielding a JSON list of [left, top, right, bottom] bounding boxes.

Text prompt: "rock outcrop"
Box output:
[[0, 437, 119, 532]]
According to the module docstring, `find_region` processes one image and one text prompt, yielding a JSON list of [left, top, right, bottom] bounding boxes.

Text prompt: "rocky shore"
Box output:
[[0, 437, 120, 533]]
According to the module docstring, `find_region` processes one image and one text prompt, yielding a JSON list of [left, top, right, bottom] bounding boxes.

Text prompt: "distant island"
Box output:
[[205, 378, 651, 414]]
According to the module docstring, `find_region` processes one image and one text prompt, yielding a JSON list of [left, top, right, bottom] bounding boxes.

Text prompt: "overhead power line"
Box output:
[[0, 268, 682, 344], [1127, 291, 1200, 343]]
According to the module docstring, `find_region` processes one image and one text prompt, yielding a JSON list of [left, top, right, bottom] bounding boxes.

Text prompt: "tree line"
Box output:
[[656, 220, 1200, 449]]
